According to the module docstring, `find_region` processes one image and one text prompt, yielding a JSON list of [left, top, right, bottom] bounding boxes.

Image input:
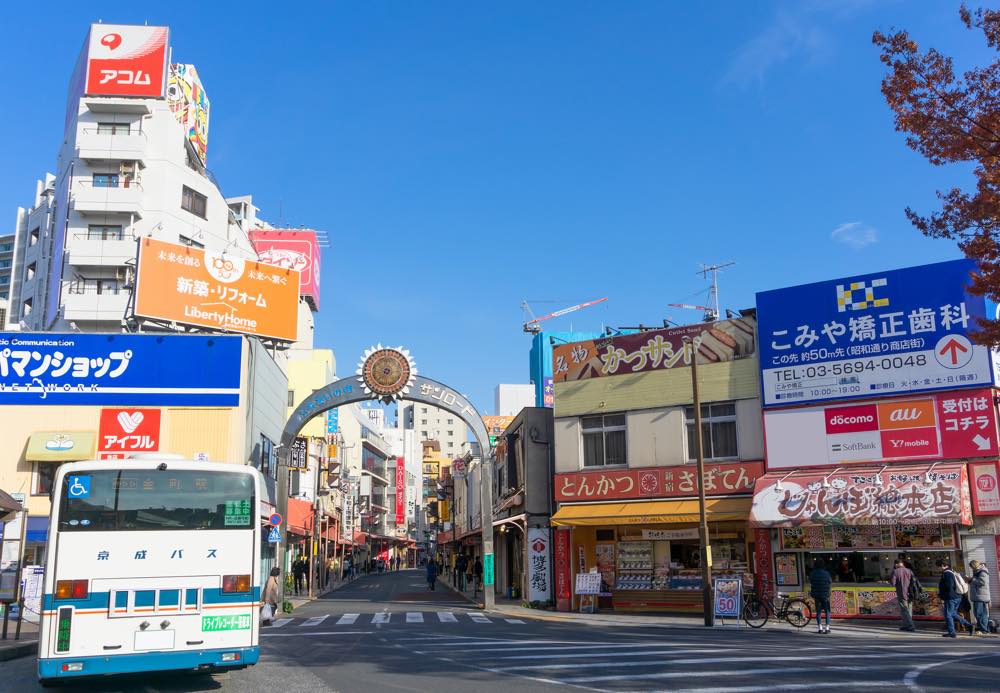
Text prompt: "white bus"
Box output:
[[37, 458, 263, 685]]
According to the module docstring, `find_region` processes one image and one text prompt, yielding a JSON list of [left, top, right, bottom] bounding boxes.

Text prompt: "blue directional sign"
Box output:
[[267, 527, 281, 543]]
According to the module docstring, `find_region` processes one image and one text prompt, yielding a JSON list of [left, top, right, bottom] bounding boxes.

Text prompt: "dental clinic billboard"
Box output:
[[0, 333, 241, 406], [757, 259, 994, 408]]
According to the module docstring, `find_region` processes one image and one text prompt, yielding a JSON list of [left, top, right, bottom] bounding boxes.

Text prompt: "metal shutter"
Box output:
[[960, 534, 1000, 608]]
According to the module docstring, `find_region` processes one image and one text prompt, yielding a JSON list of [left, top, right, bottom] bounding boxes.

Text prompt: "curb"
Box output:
[[437, 578, 479, 606], [0, 640, 37, 662]]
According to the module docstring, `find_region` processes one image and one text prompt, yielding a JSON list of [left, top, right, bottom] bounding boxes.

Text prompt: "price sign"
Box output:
[[575, 571, 602, 595], [713, 576, 743, 619]]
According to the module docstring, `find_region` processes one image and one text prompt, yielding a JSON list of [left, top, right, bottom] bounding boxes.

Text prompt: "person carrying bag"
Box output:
[[261, 567, 281, 625]]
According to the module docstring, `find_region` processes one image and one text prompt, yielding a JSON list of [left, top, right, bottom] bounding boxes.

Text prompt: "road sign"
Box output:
[[267, 526, 281, 543], [483, 553, 495, 586], [269, 513, 282, 527]]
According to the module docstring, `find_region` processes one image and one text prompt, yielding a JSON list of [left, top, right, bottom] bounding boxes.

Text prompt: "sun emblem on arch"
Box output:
[[356, 345, 418, 403]]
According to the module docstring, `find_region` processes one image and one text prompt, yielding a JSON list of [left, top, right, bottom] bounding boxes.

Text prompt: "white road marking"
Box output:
[[371, 612, 391, 624], [270, 618, 292, 628], [662, 681, 899, 693], [301, 615, 329, 627], [336, 613, 359, 625], [406, 612, 424, 623], [468, 612, 491, 623], [438, 611, 458, 623], [504, 618, 525, 624], [903, 652, 999, 693], [262, 631, 373, 638]]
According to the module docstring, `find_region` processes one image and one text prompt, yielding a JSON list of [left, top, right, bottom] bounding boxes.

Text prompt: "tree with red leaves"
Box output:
[[874, 5, 1000, 344]]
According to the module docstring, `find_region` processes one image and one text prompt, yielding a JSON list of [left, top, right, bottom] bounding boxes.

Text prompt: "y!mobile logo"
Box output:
[[836, 277, 888, 313]]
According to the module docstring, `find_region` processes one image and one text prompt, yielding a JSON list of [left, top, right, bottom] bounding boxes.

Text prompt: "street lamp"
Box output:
[[683, 336, 714, 627]]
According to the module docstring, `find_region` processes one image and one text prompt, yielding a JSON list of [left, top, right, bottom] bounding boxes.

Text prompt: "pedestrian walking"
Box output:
[[473, 556, 484, 597], [261, 567, 281, 626], [426, 556, 438, 591], [456, 553, 468, 591], [809, 558, 833, 633], [890, 559, 917, 632], [937, 559, 975, 637], [969, 560, 992, 635], [292, 556, 306, 595]]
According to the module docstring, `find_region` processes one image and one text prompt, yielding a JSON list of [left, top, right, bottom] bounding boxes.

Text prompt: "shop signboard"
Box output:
[[326, 409, 339, 434], [749, 465, 973, 527], [249, 230, 321, 310], [97, 408, 161, 458], [395, 458, 406, 526], [553, 316, 756, 383], [543, 376, 554, 407], [288, 437, 308, 470], [554, 528, 572, 611], [527, 528, 552, 603], [641, 528, 700, 541], [134, 238, 300, 342], [483, 416, 515, 446], [969, 460, 1000, 516], [483, 553, 495, 586], [84, 24, 170, 98], [757, 259, 993, 407], [555, 460, 763, 502], [713, 576, 743, 618], [0, 333, 241, 406], [763, 388, 999, 470]]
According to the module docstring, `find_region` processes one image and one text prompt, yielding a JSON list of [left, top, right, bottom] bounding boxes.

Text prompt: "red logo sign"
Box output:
[[879, 427, 939, 458], [555, 461, 762, 502], [395, 458, 406, 526], [978, 474, 997, 492], [85, 25, 168, 98], [98, 408, 161, 454], [825, 404, 879, 434], [936, 390, 999, 458]]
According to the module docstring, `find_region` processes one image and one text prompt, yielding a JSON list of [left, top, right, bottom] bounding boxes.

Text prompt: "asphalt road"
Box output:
[[5, 569, 1000, 692]]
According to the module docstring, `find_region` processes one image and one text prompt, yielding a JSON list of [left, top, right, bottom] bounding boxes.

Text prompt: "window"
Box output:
[[22, 297, 32, 316], [69, 279, 121, 295], [30, 228, 40, 246], [287, 390, 295, 407], [96, 122, 130, 135], [181, 186, 207, 218], [34, 463, 59, 496], [0, 242, 12, 252], [0, 260, 10, 269], [26, 263, 36, 280], [260, 435, 274, 477], [447, 442, 454, 449], [581, 414, 627, 467], [685, 402, 738, 460], [93, 173, 119, 188], [179, 234, 205, 249], [421, 407, 428, 413], [57, 470, 254, 531], [447, 430, 454, 437], [87, 224, 124, 240], [447, 419, 454, 424], [421, 419, 427, 425]]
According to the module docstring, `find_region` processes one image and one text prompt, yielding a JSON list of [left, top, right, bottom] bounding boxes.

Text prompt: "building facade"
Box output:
[[398, 402, 469, 456]]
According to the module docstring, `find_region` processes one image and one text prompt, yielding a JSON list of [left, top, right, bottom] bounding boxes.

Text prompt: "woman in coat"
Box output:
[[969, 560, 992, 634], [261, 567, 281, 625]]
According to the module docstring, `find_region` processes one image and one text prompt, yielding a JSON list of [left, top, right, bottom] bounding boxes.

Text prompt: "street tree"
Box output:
[[874, 5, 1000, 344]]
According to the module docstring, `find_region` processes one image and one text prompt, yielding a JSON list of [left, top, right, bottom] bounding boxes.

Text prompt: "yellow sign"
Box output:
[[439, 500, 451, 522]]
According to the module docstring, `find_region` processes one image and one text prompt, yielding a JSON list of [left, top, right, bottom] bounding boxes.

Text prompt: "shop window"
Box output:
[[34, 462, 59, 496], [181, 186, 208, 219], [685, 402, 738, 461], [260, 435, 274, 478], [581, 414, 627, 467]]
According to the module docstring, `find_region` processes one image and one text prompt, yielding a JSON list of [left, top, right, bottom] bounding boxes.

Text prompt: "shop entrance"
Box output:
[[276, 347, 494, 606]]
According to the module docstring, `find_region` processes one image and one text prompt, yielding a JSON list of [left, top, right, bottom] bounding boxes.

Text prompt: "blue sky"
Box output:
[[0, 2, 989, 415]]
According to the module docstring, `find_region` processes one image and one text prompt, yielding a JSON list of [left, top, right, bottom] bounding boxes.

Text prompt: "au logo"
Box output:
[[837, 278, 888, 313]]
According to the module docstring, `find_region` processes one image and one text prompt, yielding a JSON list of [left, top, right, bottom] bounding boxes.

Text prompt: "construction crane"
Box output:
[[522, 297, 609, 334]]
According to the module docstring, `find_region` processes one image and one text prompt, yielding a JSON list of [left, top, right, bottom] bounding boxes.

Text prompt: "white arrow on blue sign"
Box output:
[[267, 527, 281, 543]]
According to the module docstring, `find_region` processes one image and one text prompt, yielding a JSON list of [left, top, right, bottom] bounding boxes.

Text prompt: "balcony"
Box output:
[[62, 286, 130, 322], [77, 128, 147, 163], [73, 181, 143, 217], [67, 235, 137, 267]]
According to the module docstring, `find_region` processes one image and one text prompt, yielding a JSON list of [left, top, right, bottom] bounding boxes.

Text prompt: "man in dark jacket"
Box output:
[[969, 560, 992, 634], [456, 553, 468, 591], [809, 559, 833, 633], [890, 560, 917, 632], [938, 559, 975, 637], [426, 557, 438, 591], [473, 556, 484, 598]]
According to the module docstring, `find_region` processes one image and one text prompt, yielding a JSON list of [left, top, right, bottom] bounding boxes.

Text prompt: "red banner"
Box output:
[[749, 464, 972, 527], [98, 408, 161, 457], [754, 527, 774, 596], [395, 458, 406, 526], [970, 460, 1000, 516], [554, 528, 572, 612], [554, 461, 763, 502]]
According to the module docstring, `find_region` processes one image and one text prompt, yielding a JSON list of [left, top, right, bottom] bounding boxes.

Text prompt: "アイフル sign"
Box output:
[[98, 408, 161, 459], [757, 259, 993, 407]]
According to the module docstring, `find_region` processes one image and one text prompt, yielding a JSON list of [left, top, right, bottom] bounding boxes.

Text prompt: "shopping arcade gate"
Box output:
[[276, 346, 495, 607]]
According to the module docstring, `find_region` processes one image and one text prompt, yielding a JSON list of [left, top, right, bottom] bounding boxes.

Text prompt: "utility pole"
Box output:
[[685, 337, 714, 626]]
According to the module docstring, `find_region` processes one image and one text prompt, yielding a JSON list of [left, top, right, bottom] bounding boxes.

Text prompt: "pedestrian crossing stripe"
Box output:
[[505, 619, 525, 624], [406, 612, 424, 623], [438, 612, 458, 623], [469, 612, 490, 623], [337, 613, 359, 625], [301, 615, 328, 627], [271, 618, 293, 628], [372, 612, 391, 624], [263, 611, 528, 627]]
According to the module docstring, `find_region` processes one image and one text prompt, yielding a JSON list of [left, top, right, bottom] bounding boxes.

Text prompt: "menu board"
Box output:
[[775, 553, 800, 586], [781, 526, 835, 550], [894, 525, 956, 548], [836, 525, 893, 549]]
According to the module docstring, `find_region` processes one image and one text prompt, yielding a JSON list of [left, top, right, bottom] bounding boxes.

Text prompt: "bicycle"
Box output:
[[742, 579, 812, 628]]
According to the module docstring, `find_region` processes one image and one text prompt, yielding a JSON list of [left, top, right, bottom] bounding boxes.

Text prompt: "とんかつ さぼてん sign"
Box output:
[[756, 259, 993, 407]]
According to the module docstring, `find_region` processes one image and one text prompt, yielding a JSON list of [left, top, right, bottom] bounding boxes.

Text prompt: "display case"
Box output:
[[615, 540, 653, 590]]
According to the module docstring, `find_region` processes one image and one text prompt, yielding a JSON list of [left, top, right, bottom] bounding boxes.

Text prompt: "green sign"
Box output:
[[224, 499, 251, 527], [483, 553, 495, 586], [202, 614, 252, 632]]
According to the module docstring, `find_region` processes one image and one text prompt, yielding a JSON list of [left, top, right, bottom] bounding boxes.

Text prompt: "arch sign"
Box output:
[[277, 346, 495, 606]]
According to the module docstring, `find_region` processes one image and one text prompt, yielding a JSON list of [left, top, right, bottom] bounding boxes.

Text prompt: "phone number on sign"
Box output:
[[773, 354, 928, 384]]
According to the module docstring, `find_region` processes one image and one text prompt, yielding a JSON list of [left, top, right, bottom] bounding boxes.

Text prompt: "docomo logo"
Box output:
[[100, 33, 123, 50], [204, 252, 245, 284], [825, 404, 879, 434]]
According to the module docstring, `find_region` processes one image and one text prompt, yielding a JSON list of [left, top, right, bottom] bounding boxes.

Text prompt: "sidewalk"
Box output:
[[0, 617, 39, 662]]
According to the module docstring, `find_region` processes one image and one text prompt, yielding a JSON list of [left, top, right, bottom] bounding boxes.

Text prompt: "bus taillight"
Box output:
[[55, 580, 89, 600], [222, 575, 251, 593]]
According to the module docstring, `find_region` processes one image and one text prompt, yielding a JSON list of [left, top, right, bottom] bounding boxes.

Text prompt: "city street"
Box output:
[[4, 569, 1000, 692]]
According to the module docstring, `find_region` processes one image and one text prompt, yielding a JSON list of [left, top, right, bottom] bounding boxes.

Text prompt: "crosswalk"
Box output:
[[386, 633, 999, 691], [263, 611, 524, 629]]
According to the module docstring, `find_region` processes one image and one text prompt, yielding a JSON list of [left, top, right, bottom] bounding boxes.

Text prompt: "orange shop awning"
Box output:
[[550, 497, 752, 527], [287, 497, 313, 535]]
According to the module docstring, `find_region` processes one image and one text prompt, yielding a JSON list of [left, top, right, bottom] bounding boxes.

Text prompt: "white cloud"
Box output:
[[830, 221, 879, 249]]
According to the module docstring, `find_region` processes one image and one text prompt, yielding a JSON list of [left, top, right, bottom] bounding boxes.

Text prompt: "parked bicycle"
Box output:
[[742, 579, 812, 628]]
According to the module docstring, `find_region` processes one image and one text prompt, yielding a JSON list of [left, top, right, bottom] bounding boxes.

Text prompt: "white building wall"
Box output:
[[494, 383, 535, 416]]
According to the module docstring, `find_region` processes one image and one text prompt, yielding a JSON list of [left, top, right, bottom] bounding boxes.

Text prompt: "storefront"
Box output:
[[552, 461, 761, 612], [749, 464, 973, 620]]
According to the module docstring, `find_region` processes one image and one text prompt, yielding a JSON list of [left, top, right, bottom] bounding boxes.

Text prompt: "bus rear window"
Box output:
[[58, 470, 255, 532]]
